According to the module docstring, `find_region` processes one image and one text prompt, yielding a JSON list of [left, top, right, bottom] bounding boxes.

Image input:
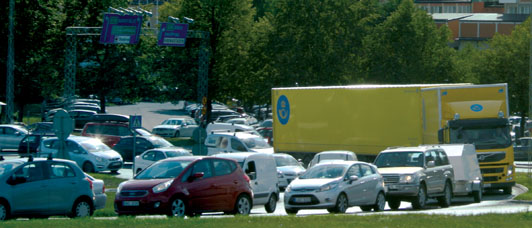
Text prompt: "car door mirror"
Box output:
[[348, 175, 358, 184], [188, 172, 204, 182], [427, 161, 435, 168], [8, 175, 27, 185]]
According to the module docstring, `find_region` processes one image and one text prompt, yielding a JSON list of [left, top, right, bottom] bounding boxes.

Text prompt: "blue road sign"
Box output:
[[100, 13, 142, 44], [129, 115, 142, 129], [158, 22, 189, 47]]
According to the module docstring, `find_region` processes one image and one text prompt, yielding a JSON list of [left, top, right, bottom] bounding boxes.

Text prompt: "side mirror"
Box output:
[[348, 175, 358, 184], [427, 161, 436, 168], [188, 172, 204, 182]]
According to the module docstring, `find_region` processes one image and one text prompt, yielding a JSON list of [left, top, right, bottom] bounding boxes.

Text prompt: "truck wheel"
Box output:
[[437, 182, 452, 208], [503, 187, 512, 195], [388, 200, 401, 210], [412, 184, 427, 210], [473, 190, 482, 203]]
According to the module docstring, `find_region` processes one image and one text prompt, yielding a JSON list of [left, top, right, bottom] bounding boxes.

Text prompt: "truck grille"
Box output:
[[382, 174, 400, 184], [483, 176, 499, 182], [476, 152, 505, 163], [480, 168, 504, 174]]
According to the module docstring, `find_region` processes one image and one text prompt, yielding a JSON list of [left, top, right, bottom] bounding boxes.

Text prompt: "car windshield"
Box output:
[[318, 153, 352, 162], [151, 137, 174, 148], [0, 161, 23, 177], [450, 126, 512, 149], [275, 156, 300, 167], [79, 140, 111, 153], [166, 151, 190, 157], [299, 165, 346, 179], [242, 136, 271, 149], [162, 119, 183, 125], [136, 160, 193, 179], [135, 128, 152, 136], [374, 152, 424, 168]]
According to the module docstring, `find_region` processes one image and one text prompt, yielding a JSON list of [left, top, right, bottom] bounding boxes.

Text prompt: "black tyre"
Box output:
[[82, 162, 95, 173], [0, 202, 8, 221], [373, 192, 386, 212], [233, 195, 251, 215], [388, 200, 401, 210], [360, 206, 373, 212], [167, 198, 186, 217], [473, 190, 482, 203], [437, 182, 452, 208], [265, 194, 277, 213], [503, 187, 512, 195], [70, 200, 92, 218], [412, 184, 427, 210], [174, 131, 180, 138], [285, 208, 298, 215], [333, 193, 348, 213]]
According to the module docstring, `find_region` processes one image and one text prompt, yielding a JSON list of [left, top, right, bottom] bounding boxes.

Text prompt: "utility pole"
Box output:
[[5, 0, 15, 124]]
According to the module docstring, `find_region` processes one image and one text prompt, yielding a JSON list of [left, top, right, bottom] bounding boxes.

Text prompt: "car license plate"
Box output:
[[123, 201, 139, 206], [388, 185, 398, 190], [294, 197, 311, 203]]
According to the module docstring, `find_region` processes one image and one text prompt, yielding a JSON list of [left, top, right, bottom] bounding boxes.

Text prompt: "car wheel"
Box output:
[[412, 184, 427, 210], [503, 187, 512, 195], [437, 182, 452, 208], [174, 131, 180, 138], [285, 208, 298, 215], [388, 200, 401, 210], [473, 190, 482, 203], [82, 162, 95, 173], [71, 200, 92, 218], [333, 193, 348, 213], [233, 194, 251, 215], [360, 205, 373, 212], [264, 194, 277, 213], [168, 198, 186, 217], [373, 192, 386, 212], [0, 202, 8, 221]]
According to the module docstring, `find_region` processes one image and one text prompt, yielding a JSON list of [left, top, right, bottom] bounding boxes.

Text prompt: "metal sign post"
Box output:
[[53, 109, 73, 160], [130, 115, 142, 177]]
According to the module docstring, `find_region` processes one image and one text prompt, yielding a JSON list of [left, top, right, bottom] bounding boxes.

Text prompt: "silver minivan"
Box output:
[[38, 136, 123, 173], [284, 160, 386, 214]]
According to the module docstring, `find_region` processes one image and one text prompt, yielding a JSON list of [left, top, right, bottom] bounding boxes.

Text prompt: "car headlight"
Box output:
[[95, 156, 104, 163], [277, 170, 284, 178], [399, 175, 414, 183], [116, 182, 125, 195], [318, 182, 338, 192], [507, 165, 513, 176], [153, 179, 174, 193], [285, 185, 292, 193]]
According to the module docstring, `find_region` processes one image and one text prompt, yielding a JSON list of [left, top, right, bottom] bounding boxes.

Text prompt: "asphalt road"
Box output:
[[106, 101, 189, 131]]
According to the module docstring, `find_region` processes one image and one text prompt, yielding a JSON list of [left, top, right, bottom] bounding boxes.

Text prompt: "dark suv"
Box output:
[[115, 156, 253, 217], [374, 146, 454, 210]]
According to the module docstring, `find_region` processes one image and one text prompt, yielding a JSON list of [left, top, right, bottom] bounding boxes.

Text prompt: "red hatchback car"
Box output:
[[114, 156, 253, 217]]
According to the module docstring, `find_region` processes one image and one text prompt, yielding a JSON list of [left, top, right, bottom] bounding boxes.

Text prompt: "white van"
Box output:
[[205, 132, 274, 155], [206, 123, 260, 135], [214, 152, 279, 213]]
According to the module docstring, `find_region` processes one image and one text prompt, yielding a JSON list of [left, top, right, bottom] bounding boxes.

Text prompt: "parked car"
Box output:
[[206, 122, 260, 135], [284, 160, 386, 214], [114, 156, 253, 217], [205, 132, 274, 155], [307, 150, 358, 168], [85, 173, 107, 210], [0, 124, 28, 152], [81, 114, 150, 147], [273, 153, 306, 190], [214, 152, 280, 213], [257, 127, 273, 146], [225, 118, 253, 126], [0, 157, 99, 220], [38, 136, 123, 173], [112, 135, 175, 162], [72, 104, 101, 113], [133, 148, 192, 174], [17, 134, 54, 156], [69, 109, 97, 129], [152, 117, 199, 138], [374, 145, 455, 209], [26, 122, 54, 135]]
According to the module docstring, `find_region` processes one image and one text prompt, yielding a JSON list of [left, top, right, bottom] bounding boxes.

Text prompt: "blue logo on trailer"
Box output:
[[277, 95, 290, 125], [470, 104, 483, 112]]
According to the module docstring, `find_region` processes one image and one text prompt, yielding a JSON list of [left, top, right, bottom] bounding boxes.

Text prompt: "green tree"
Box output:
[[361, 0, 455, 84]]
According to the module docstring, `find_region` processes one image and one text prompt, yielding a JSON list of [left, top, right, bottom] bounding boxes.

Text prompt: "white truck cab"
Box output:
[[205, 132, 274, 155]]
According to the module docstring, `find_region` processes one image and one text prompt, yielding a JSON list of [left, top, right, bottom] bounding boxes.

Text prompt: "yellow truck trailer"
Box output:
[[272, 83, 514, 192]]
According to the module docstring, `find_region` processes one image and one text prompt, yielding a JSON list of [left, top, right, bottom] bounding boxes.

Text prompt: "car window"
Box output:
[[424, 151, 435, 165], [191, 160, 213, 179], [346, 164, 362, 177], [14, 162, 46, 182], [438, 151, 450, 166], [217, 137, 229, 149], [142, 151, 155, 161], [430, 150, 442, 166], [154, 151, 166, 161], [50, 162, 76, 178], [66, 141, 80, 152], [245, 161, 257, 180], [360, 164, 374, 177], [4, 127, 16, 135], [231, 138, 247, 151], [118, 138, 132, 146], [213, 159, 234, 176]]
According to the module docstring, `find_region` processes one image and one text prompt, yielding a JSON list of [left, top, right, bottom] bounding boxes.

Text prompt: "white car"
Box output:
[[205, 132, 274, 155], [38, 136, 123, 173], [152, 117, 198, 138], [273, 153, 306, 190], [133, 148, 192, 174], [307, 150, 358, 168]]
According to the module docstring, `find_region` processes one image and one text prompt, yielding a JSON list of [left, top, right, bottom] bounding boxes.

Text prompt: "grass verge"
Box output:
[[515, 172, 532, 200], [89, 173, 125, 189], [93, 192, 116, 217]]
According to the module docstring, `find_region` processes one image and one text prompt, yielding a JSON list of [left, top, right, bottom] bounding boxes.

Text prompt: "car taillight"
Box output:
[[243, 173, 251, 183], [85, 177, 93, 190], [102, 185, 105, 193]]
